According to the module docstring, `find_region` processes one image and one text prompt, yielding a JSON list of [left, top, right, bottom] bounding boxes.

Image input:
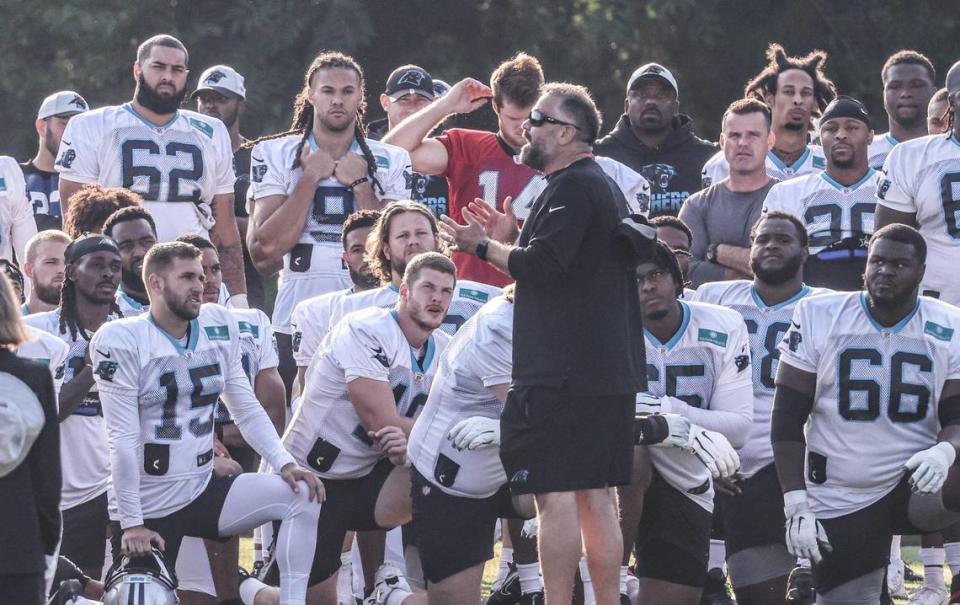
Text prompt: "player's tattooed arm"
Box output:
[[210, 193, 247, 298], [58, 179, 85, 219], [771, 361, 816, 493]]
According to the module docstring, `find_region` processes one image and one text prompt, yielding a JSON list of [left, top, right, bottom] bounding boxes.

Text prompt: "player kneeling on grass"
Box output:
[[772, 224, 960, 605], [90, 242, 322, 605], [240, 252, 454, 605], [617, 241, 750, 605]]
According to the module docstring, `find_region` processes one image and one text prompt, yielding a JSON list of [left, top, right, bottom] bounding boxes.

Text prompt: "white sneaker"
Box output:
[[889, 557, 908, 598], [373, 563, 412, 605], [337, 560, 355, 605], [907, 585, 949, 605]]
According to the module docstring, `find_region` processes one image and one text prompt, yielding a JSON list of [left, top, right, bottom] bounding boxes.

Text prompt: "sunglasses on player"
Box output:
[[528, 109, 581, 130]]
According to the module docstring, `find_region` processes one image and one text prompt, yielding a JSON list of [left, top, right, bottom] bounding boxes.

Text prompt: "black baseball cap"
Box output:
[[385, 65, 435, 101]]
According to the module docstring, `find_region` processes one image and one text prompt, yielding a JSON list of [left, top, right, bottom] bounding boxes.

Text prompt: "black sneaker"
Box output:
[[621, 593, 632, 605], [56, 579, 83, 604], [518, 591, 544, 605], [785, 565, 815, 605], [699, 567, 736, 605], [486, 564, 521, 605], [950, 573, 960, 604]]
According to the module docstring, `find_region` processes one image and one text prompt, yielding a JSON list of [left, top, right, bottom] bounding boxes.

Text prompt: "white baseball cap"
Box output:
[[0, 372, 45, 478], [627, 63, 679, 98], [37, 91, 88, 119], [191, 65, 246, 100]]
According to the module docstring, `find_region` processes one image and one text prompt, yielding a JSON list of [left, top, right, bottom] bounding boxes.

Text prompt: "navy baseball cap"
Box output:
[[385, 65, 435, 101]]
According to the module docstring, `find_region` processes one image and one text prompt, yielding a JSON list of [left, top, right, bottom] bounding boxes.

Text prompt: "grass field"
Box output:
[[237, 539, 940, 602]]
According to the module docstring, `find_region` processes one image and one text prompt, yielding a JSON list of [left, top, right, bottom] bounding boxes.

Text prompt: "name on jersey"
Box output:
[[238, 321, 260, 338], [204, 325, 230, 341], [188, 117, 214, 139], [924, 321, 954, 342], [458, 288, 490, 304], [697, 328, 728, 347]]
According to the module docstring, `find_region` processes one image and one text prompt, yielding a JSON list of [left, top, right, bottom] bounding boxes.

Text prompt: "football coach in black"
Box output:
[[439, 82, 646, 605]]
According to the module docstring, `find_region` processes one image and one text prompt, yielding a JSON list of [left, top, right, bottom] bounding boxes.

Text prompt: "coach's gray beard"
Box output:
[[520, 141, 547, 171]]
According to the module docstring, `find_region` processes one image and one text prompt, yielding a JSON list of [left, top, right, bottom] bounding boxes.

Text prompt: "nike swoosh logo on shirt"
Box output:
[[548, 206, 566, 213]]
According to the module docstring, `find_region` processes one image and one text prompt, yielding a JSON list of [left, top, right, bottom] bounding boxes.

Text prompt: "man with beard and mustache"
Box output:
[[103, 206, 158, 317], [703, 44, 837, 187], [237, 252, 454, 605], [868, 51, 937, 170], [22, 230, 71, 315], [595, 63, 717, 218], [89, 242, 322, 605], [192, 64, 268, 313], [21, 91, 88, 231], [771, 224, 960, 605], [55, 34, 249, 308], [680, 99, 777, 288], [763, 96, 878, 291], [440, 83, 648, 605], [24, 234, 124, 581], [290, 209, 381, 395], [694, 211, 828, 605]]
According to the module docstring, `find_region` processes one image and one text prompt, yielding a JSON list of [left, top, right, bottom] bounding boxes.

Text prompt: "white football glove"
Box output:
[[521, 517, 539, 538], [685, 426, 740, 479], [905, 442, 956, 494], [448, 416, 500, 451], [783, 490, 831, 564]]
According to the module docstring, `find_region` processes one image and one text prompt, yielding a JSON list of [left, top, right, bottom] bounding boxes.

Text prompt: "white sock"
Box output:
[[337, 552, 353, 600], [620, 565, 629, 595], [579, 558, 595, 605], [497, 547, 514, 579], [920, 547, 946, 590], [944, 542, 960, 576], [708, 539, 727, 573], [517, 562, 543, 595], [890, 535, 902, 563], [239, 576, 268, 605]]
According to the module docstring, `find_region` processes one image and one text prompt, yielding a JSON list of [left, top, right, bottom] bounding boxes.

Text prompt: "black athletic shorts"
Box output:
[[634, 471, 712, 588], [0, 572, 44, 605], [109, 473, 237, 566], [61, 491, 110, 573], [716, 463, 785, 556], [410, 467, 527, 583], [499, 386, 634, 495]]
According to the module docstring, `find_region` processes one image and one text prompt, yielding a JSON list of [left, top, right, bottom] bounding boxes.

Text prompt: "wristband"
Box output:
[[635, 415, 669, 445], [475, 238, 490, 260], [348, 176, 369, 190]]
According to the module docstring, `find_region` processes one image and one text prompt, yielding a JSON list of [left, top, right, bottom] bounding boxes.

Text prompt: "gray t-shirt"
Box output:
[[678, 178, 777, 287]]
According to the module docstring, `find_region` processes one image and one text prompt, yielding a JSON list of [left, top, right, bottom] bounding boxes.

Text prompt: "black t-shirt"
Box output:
[[233, 145, 251, 218], [508, 157, 646, 396]]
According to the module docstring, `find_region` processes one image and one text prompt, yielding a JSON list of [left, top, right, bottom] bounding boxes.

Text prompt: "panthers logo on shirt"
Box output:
[[96, 359, 119, 381]]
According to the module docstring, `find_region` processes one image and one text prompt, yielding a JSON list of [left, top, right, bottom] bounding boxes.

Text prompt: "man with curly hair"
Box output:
[[62, 184, 141, 239], [702, 44, 837, 187]]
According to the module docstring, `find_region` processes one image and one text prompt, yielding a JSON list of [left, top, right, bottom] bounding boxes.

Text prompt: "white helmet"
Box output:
[[102, 548, 178, 605]]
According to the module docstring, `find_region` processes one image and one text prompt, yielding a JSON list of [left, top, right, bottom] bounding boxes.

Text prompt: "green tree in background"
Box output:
[[1, 0, 957, 160]]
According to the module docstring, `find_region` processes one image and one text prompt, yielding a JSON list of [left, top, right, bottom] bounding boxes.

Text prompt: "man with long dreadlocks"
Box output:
[[702, 44, 837, 186], [24, 233, 123, 582], [55, 34, 249, 306], [247, 51, 412, 398]]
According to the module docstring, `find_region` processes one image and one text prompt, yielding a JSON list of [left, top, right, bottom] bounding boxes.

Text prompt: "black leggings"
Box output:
[[275, 332, 297, 402]]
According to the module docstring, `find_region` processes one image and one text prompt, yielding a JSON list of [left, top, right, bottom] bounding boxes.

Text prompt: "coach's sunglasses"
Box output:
[[529, 109, 581, 130]]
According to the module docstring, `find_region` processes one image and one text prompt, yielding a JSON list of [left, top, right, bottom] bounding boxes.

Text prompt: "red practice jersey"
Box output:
[[438, 128, 544, 287]]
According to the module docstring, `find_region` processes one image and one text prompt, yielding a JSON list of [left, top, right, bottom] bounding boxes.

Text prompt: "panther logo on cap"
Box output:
[[205, 70, 227, 84], [397, 70, 425, 87], [69, 95, 87, 110], [644, 65, 664, 75]]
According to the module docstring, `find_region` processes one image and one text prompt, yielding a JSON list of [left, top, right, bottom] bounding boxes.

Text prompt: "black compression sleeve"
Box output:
[[770, 384, 814, 444], [635, 415, 669, 445], [939, 394, 960, 427]]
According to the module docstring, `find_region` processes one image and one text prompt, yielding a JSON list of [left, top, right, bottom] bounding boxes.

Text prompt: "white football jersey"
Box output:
[[0, 156, 38, 263], [249, 134, 412, 334], [284, 306, 449, 480], [779, 292, 960, 518], [762, 169, 879, 254], [868, 132, 899, 170], [290, 287, 352, 367], [329, 281, 501, 340], [643, 301, 753, 511], [55, 104, 235, 242], [215, 308, 279, 425], [24, 309, 116, 510], [509, 156, 651, 220], [16, 325, 70, 396], [409, 296, 513, 498], [693, 281, 828, 477], [701, 146, 826, 188], [90, 304, 294, 528], [877, 133, 960, 304]]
